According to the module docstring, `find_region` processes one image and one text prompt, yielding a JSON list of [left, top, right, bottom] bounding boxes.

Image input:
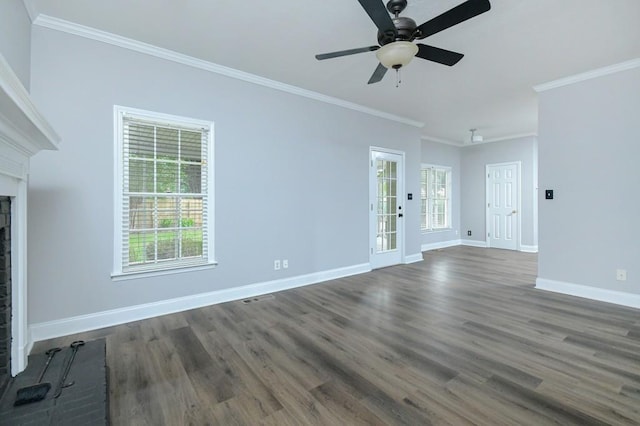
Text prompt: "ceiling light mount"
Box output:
[[470, 128, 483, 143], [387, 0, 408, 15]]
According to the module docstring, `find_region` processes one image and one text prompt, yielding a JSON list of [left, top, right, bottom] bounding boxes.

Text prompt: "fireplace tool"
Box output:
[[14, 347, 61, 406], [53, 340, 85, 398]]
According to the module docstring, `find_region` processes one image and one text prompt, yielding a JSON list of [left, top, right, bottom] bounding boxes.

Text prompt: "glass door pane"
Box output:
[[376, 158, 398, 253]]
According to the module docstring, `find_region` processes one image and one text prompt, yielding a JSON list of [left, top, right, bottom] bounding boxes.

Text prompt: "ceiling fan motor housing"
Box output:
[[378, 16, 417, 45]]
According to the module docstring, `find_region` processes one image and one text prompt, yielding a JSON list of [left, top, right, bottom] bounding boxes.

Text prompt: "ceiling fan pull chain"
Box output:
[[394, 68, 404, 87]]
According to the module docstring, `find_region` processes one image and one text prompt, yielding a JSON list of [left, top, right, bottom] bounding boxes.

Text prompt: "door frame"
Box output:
[[369, 146, 405, 269], [485, 161, 522, 250]]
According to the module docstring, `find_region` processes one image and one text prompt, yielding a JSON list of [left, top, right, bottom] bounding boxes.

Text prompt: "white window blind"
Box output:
[[115, 107, 213, 275], [421, 166, 451, 231]]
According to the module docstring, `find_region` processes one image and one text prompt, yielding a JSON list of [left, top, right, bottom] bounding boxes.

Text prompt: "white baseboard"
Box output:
[[421, 239, 462, 252], [423, 239, 537, 253], [29, 262, 371, 343], [461, 239, 487, 248], [536, 278, 640, 310], [404, 253, 424, 264]]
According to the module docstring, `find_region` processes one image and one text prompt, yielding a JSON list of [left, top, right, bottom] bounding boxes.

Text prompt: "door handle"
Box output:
[[512, 210, 517, 214], [398, 213, 403, 218]]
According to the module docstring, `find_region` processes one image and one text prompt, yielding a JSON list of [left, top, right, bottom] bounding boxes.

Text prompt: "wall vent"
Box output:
[[241, 294, 275, 304]]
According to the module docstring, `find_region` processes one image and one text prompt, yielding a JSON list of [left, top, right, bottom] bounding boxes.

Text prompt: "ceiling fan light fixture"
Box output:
[[470, 128, 484, 143], [375, 41, 419, 69]]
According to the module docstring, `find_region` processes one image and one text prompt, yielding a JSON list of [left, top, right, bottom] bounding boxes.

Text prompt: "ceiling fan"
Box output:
[[315, 0, 491, 84]]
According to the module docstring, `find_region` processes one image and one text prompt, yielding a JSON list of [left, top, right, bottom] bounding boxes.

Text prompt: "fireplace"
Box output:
[[0, 54, 60, 381], [0, 197, 10, 396]]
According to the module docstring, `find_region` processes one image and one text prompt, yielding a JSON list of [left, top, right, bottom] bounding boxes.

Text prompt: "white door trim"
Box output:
[[485, 161, 522, 250], [369, 146, 405, 268]]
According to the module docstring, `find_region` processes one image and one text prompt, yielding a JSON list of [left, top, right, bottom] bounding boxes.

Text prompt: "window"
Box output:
[[113, 106, 214, 276], [421, 165, 451, 231]]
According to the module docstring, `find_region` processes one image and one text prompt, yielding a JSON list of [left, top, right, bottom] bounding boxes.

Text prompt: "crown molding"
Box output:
[[420, 135, 462, 146], [33, 15, 424, 129], [482, 132, 537, 144], [463, 132, 537, 147], [421, 132, 537, 147], [534, 58, 640, 92]]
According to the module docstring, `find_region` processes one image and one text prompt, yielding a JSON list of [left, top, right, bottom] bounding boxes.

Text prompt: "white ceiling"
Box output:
[[24, 0, 640, 144]]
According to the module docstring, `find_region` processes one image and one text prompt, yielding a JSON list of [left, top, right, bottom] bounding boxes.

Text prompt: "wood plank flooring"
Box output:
[[34, 246, 640, 425]]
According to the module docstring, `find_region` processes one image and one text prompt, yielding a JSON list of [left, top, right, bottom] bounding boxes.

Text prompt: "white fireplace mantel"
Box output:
[[0, 53, 59, 171], [0, 52, 60, 375]]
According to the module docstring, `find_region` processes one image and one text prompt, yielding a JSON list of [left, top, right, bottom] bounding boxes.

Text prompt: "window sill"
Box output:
[[111, 261, 218, 282], [421, 228, 453, 234]]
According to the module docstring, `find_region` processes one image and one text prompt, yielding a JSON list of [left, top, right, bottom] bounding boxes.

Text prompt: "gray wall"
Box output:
[[538, 66, 639, 293], [28, 27, 422, 323], [0, 0, 31, 90], [420, 140, 461, 245], [461, 136, 538, 247]]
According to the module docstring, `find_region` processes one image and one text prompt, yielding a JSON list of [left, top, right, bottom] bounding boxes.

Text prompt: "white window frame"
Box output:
[[112, 105, 216, 279], [421, 164, 452, 232]]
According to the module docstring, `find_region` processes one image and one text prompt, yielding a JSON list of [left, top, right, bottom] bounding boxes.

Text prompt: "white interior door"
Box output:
[[486, 162, 520, 250], [370, 149, 404, 269]]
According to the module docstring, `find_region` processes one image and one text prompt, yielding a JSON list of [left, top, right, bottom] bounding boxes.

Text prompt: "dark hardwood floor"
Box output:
[[34, 246, 640, 425]]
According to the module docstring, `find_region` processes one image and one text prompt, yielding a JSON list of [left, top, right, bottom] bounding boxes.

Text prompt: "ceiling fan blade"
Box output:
[[315, 46, 380, 61], [357, 0, 397, 39], [416, 0, 491, 39], [416, 44, 464, 66], [367, 62, 388, 84]]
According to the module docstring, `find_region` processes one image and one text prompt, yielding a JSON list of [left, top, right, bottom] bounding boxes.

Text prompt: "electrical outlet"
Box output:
[[282, 259, 288, 269], [616, 269, 627, 281], [274, 260, 280, 270], [467, 230, 472, 236]]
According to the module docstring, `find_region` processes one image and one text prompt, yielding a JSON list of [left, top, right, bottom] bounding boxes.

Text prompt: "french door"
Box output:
[[370, 149, 404, 269]]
